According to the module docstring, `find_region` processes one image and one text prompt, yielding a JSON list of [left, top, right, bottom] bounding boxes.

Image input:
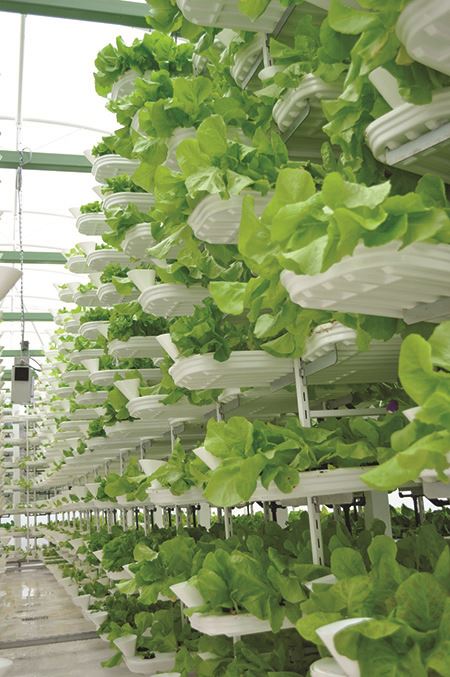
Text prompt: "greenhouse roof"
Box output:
[[0, 4, 145, 368]]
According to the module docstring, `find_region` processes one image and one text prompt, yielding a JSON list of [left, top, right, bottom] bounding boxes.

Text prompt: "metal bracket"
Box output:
[[293, 358, 311, 428], [304, 346, 338, 377], [310, 407, 387, 419], [385, 121, 450, 166], [282, 102, 311, 145], [403, 296, 450, 325]]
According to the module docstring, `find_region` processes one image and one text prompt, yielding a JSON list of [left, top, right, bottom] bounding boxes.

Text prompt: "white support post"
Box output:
[[175, 506, 182, 530], [294, 359, 325, 565], [307, 497, 325, 566], [198, 503, 211, 530], [224, 507, 233, 539], [276, 507, 288, 528], [364, 491, 392, 538]]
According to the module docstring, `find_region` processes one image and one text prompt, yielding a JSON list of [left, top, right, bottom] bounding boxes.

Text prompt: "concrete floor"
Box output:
[[0, 564, 131, 676]]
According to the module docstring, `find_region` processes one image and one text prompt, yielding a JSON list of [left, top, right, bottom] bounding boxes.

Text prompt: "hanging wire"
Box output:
[[15, 148, 26, 346]]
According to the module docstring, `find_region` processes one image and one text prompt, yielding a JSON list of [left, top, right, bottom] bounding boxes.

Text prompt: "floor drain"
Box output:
[[21, 616, 49, 621]]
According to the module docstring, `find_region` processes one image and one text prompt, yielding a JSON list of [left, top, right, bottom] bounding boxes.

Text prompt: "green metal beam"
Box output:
[[0, 150, 91, 173], [1, 313, 53, 322], [3, 371, 11, 381], [0, 0, 149, 27], [2, 350, 45, 357], [0, 251, 66, 264]]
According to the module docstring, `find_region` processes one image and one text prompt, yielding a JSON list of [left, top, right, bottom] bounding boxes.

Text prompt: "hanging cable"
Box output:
[[15, 149, 26, 347]]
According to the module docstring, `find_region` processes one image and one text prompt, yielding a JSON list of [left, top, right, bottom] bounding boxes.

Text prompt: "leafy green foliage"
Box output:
[[107, 301, 168, 342], [94, 32, 194, 96]]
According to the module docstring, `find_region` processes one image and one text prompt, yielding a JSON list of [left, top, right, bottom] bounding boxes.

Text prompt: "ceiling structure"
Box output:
[[0, 1, 147, 373]]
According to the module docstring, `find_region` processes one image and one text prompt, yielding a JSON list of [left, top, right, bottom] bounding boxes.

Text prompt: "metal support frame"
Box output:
[[0, 251, 66, 264], [0, 0, 149, 28], [0, 150, 91, 173]]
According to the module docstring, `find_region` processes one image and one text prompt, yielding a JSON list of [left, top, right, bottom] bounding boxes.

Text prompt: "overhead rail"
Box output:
[[0, 0, 149, 28], [0, 150, 91, 173], [1, 312, 53, 321], [0, 251, 66, 264]]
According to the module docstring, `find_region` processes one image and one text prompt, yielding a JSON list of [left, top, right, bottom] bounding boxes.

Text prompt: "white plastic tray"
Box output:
[[169, 350, 293, 390], [97, 282, 138, 306], [63, 370, 90, 384], [66, 254, 88, 274], [188, 192, 271, 244], [79, 320, 109, 340], [75, 391, 108, 407], [89, 367, 160, 387], [108, 336, 164, 360], [281, 241, 450, 321], [127, 395, 213, 421], [177, 0, 287, 32], [54, 386, 75, 398], [123, 653, 176, 675], [92, 155, 140, 184], [366, 89, 450, 183], [138, 284, 209, 318], [73, 289, 101, 307], [110, 70, 138, 101], [122, 223, 155, 259], [189, 612, 293, 637], [273, 75, 341, 159], [70, 348, 105, 365], [86, 250, 130, 272], [165, 127, 196, 171], [64, 318, 81, 334], [75, 212, 109, 236], [58, 288, 74, 303], [105, 420, 171, 440], [396, 0, 450, 77], [303, 322, 401, 385], [103, 192, 154, 213], [230, 34, 265, 88]]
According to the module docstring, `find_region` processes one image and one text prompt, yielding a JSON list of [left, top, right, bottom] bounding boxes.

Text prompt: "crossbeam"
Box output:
[[2, 350, 45, 357], [0, 0, 149, 28], [1, 312, 53, 321], [0, 150, 91, 173], [0, 251, 66, 264]]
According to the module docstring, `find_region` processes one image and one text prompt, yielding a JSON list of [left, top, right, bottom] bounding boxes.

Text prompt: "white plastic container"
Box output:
[[366, 86, 450, 184], [109, 336, 163, 360], [176, 0, 287, 32], [103, 192, 154, 213], [311, 658, 345, 677], [169, 350, 293, 390], [79, 320, 109, 340], [127, 269, 156, 293], [281, 241, 450, 322], [188, 192, 271, 244], [122, 223, 155, 259], [75, 212, 109, 236], [86, 250, 130, 273], [316, 618, 370, 677], [138, 284, 209, 318], [396, 0, 450, 77], [110, 70, 138, 101], [92, 155, 140, 184], [273, 75, 341, 159], [230, 34, 265, 88]]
